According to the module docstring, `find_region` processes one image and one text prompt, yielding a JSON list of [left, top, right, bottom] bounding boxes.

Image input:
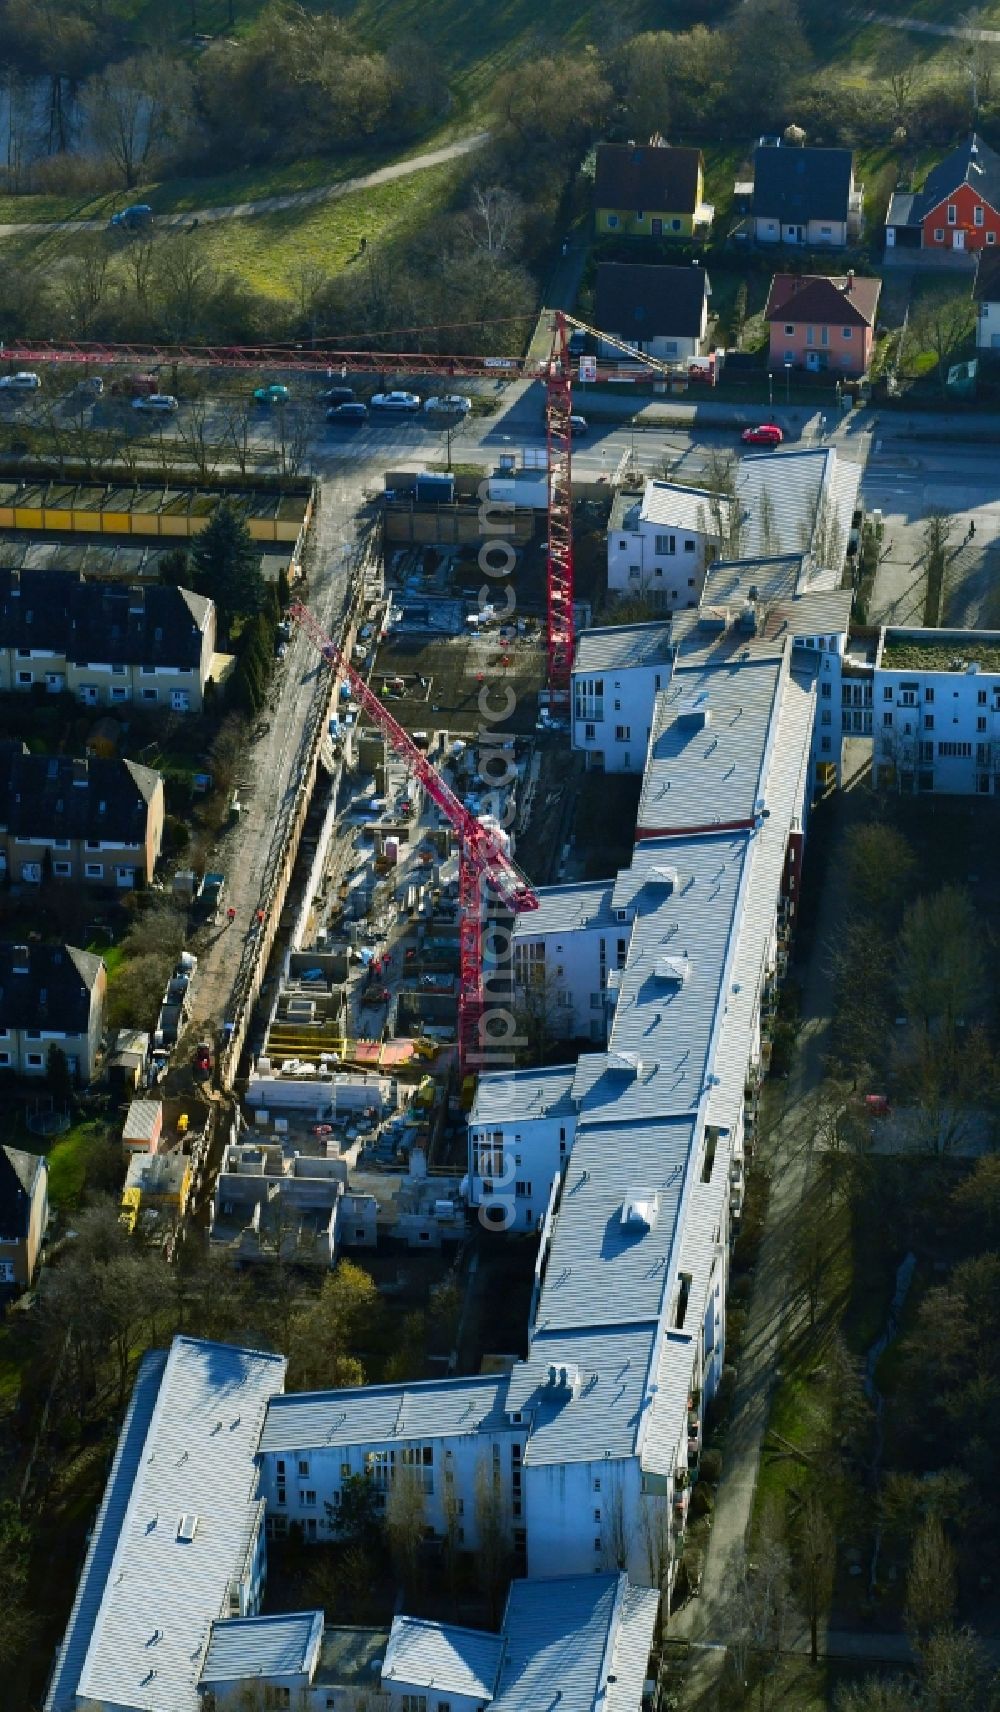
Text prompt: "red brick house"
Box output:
[[765, 271, 881, 376], [886, 134, 1000, 256]]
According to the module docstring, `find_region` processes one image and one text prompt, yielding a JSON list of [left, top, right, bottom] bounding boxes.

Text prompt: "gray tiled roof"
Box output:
[[574, 622, 674, 675], [752, 144, 854, 223], [200, 1612, 324, 1685], [595, 262, 709, 341], [635, 657, 784, 837], [493, 1574, 652, 1712], [259, 1373, 511, 1454], [507, 1321, 660, 1464], [382, 1617, 504, 1699], [471, 1063, 578, 1126], [0, 941, 102, 1035], [513, 878, 617, 938], [0, 747, 160, 844], [0, 567, 211, 669], [75, 1337, 287, 1712]]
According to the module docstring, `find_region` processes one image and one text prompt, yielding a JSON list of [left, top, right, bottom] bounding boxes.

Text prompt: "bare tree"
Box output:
[[955, 11, 999, 113], [84, 54, 191, 189], [461, 185, 524, 257], [905, 1514, 957, 1650], [61, 237, 112, 337], [474, 1453, 512, 1624], [601, 1469, 633, 1571], [271, 403, 312, 478], [385, 1461, 426, 1597], [176, 397, 221, 482], [222, 401, 255, 477], [795, 1490, 836, 1664], [720, 1522, 791, 1705]]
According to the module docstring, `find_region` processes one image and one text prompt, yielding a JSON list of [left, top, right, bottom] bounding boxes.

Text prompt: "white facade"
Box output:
[[468, 1066, 578, 1231], [753, 213, 849, 246], [512, 892, 626, 1042], [976, 296, 1000, 350], [607, 483, 722, 607], [874, 629, 1000, 794], [572, 631, 673, 775]]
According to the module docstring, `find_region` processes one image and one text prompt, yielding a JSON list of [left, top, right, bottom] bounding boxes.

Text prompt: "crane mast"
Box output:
[[289, 602, 539, 1072]]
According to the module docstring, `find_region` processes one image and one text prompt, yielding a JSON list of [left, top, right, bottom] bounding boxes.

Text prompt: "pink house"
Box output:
[[765, 271, 881, 376]]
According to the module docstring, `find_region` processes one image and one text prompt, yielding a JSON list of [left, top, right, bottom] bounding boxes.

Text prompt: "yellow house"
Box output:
[[120, 1149, 191, 1233], [594, 142, 713, 239]]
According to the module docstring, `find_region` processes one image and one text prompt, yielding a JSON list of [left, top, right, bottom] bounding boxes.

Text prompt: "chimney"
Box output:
[[843, 270, 854, 293]]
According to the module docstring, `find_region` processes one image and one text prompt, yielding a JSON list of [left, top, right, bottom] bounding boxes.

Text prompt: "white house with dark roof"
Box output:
[[0, 940, 106, 1082]]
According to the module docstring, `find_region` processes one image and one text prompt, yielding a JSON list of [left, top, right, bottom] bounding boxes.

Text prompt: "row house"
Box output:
[[0, 568, 217, 712], [0, 742, 164, 886], [0, 940, 106, 1082]]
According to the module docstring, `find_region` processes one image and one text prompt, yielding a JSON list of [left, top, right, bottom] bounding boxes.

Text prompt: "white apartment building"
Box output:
[[607, 483, 728, 609], [510, 877, 623, 1040], [256, 1373, 527, 1555], [572, 622, 675, 774], [467, 1064, 578, 1230], [873, 628, 1000, 794], [607, 448, 860, 609], [575, 554, 853, 787]]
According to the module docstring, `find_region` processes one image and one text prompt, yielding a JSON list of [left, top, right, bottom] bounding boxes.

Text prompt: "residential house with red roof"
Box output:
[[886, 133, 1000, 257], [765, 271, 881, 376]]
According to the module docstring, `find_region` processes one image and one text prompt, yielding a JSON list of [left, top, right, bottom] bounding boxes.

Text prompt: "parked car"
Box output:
[[569, 414, 588, 436], [111, 371, 159, 397], [320, 386, 355, 405], [133, 393, 179, 413], [327, 402, 367, 422], [253, 383, 290, 405], [109, 204, 153, 230], [423, 394, 472, 415], [371, 390, 421, 411], [741, 423, 784, 447], [0, 371, 40, 391], [75, 376, 104, 396]]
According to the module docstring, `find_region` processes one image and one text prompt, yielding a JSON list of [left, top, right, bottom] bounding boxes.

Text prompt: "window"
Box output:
[[636, 209, 644, 221], [883, 687, 893, 701], [402, 1697, 427, 1712], [821, 682, 831, 699], [925, 687, 934, 703], [976, 205, 985, 227], [607, 214, 619, 230], [655, 534, 676, 556], [978, 716, 987, 732], [141, 688, 157, 702], [628, 565, 640, 581], [264, 1691, 290, 1712], [924, 715, 934, 731], [16, 671, 31, 686], [515, 1180, 532, 1196], [820, 736, 831, 753], [671, 218, 681, 231], [85, 863, 102, 878], [615, 725, 630, 742], [821, 709, 831, 726], [584, 723, 596, 742], [934, 228, 944, 241], [301, 1490, 317, 1506], [989, 231, 997, 244], [883, 711, 893, 727], [594, 1508, 602, 1523], [821, 325, 829, 346], [938, 741, 972, 758], [0, 1054, 9, 1067], [842, 326, 853, 339], [948, 203, 957, 224], [53, 861, 71, 877], [784, 323, 794, 336], [26, 1053, 42, 1067], [683, 538, 695, 552], [594, 1537, 602, 1552]]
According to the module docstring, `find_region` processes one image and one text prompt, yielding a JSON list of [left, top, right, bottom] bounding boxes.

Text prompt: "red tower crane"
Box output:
[[289, 601, 539, 1072], [6, 316, 686, 698]]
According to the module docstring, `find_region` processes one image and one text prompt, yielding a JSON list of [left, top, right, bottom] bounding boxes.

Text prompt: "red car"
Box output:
[[741, 423, 784, 448]]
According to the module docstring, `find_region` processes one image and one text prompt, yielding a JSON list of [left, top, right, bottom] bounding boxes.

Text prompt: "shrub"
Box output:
[[691, 1482, 715, 1517], [700, 1447, 723, 1484]]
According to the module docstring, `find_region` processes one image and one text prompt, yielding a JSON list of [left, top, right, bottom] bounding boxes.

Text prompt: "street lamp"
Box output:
[[768, 371, 774, 408], [784, 359, 793, 405]]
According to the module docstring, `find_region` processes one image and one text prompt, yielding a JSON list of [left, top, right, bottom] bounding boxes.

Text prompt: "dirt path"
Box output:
[[858, 8, 1000, 39], [0, 133, 489, 239]]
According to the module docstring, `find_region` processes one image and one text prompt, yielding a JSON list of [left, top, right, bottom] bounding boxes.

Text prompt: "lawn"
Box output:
[[2, 157, 465, 307]]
